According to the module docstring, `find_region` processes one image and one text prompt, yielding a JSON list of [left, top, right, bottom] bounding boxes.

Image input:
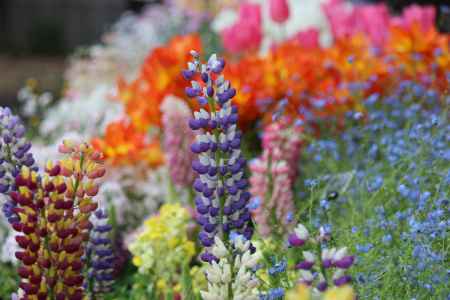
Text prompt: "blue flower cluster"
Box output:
[[300, 81, 449, 299]]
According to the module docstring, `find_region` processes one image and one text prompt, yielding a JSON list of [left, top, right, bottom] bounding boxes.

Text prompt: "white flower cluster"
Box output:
[[39, 85, 123, 140], [17, 84, 53, 117], [201, 236, 260, 300]]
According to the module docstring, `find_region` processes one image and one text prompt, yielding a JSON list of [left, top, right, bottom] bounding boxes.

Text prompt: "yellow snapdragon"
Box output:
[[128, 203, 197, 294]]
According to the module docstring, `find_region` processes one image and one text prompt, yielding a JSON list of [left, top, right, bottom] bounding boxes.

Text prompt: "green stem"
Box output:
[[317, 243, 328, 283], [167, 177, 178, 203], [188, 188, 195, 208]]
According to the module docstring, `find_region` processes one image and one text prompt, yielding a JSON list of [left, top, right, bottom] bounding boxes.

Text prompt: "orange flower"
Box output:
[[117, 34, 202, 131], [91, 119, 163, 167]]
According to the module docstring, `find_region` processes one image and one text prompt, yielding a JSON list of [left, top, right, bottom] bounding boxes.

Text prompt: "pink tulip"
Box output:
[[353, 4, 390, 47], [221, 2, 262, 54], [402, 5, 436, 31], [239, 2, 262, 24], [322, 0, 354, 40], [269, 0, 290, 24], [323, 1, 392, 47]]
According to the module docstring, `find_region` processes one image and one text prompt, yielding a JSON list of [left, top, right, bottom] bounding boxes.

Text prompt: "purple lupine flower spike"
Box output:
[[184, 53, 254, 261], [0, 107, 38, 225], [87, 208, 115, 294]]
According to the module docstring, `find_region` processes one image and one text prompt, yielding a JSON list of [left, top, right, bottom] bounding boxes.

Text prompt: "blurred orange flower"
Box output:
[[91, 119, 163, 167], [118, 34, 202, 131]]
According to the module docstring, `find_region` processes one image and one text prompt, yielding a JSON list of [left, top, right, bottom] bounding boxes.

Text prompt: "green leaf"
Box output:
[[181, 263, 195, 300]]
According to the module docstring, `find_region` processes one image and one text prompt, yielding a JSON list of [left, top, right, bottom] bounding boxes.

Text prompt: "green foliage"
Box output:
[[0, 263, 18, 297]]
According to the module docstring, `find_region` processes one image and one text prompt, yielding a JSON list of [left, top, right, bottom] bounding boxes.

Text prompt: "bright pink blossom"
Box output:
[[353, 4, 390, 47], [269, 0, 290, 24], [322, 0, 354, 40], [323, 1, 391, 47], [221, 2, 262, 54], [402, 5, 436, 31]]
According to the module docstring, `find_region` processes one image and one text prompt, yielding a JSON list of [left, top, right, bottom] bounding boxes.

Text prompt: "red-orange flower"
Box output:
[[118, 34, 202, 131], [91, 119, 163, 167]]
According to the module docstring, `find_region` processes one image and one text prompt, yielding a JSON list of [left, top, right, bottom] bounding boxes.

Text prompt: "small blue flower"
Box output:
[[267, 287, 284, 299], [382, 234, 392, 245], [368, 176, 384, 192], [247, 197, 261, 211], [268, 258, 287, 276], [320, 199, 330, 210]]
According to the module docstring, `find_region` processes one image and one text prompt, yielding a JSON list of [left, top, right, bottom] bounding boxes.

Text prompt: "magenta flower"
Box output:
[[401, 4, 436, 31], [269, 0, 290, 24], [353, 4, 390, 47], [221, 2, 262, 54]]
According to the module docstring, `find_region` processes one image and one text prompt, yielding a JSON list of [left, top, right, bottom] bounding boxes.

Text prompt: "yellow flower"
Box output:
[[168, 237, 180, 248], [128, 202, 198, 291], [156, 279, 167, 290], [132, 256, 143, 267], [323, 285, 355, 300], [184, 241, 196, 257], [285, 284, 311, 300]]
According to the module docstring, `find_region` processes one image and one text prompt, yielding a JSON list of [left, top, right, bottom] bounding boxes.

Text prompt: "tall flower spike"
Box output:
[[12, 166, 47, 299], [249, 117, 300, 237], [184, 53, 254, 262], [161, 95, 196, 188], [40, 140, 105, 300], [0, 107, 37, 225], [250, 157, 294, 237], [86, 208, 115, 295]]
